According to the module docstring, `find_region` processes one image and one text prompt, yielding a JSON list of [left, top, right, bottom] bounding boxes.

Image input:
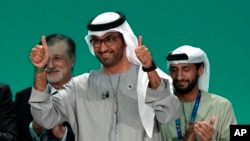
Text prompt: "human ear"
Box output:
[[198, 64, 204, 77]]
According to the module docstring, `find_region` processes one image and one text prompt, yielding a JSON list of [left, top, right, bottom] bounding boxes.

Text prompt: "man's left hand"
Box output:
[[135, 36, 153, 69], [51, 124, 66, 139], [194, 117, 216, 141]]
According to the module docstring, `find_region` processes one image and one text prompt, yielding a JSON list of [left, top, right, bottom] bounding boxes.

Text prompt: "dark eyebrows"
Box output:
[[90, 36, 98, 40], [169, 64, 191, 70]]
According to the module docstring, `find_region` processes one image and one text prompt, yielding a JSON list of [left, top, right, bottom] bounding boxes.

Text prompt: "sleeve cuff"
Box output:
[[29, 87, 51, 103], [146, 78, 171, 102]]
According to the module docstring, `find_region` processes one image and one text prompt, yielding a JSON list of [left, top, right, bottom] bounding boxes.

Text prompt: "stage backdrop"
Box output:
[[0, 0, 249, 124]]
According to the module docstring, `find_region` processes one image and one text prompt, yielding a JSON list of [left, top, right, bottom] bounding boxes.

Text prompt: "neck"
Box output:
[[50, 77, 72, 90], [103, 57, 131, 75], [51, 84, 62, 90], [176, 86, 200, 102]]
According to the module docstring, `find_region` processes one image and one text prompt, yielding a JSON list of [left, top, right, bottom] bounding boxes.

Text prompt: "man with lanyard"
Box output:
[[28, 12, 180, 141], [160, 45, 237, 141]]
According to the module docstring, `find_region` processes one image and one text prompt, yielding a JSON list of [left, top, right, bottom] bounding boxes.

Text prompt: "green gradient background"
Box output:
[[0, 0, 249, 124]]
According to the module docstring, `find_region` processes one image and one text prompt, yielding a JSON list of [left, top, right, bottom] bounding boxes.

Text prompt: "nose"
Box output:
[[98, 41, 109, 52], [47, 58, 54, 69], [176, 71, 184, 81]]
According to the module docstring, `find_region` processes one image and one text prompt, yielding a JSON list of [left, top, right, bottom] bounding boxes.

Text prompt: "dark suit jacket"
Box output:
[[15, 87, 75, 141], [0, 84, 18, 141]]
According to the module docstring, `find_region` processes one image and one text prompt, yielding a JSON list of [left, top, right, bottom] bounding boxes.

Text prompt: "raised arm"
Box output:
[[135, 36, 180, 124], [29, 36, 68, 129], [29, 36, 49, 91], [135, 36, 161, 89]]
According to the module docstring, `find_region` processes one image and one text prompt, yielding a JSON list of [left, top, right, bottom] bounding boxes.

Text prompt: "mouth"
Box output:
[[176, 80, 188, 87], [47, 69, 60, 74], [100, 52, 112, 59]]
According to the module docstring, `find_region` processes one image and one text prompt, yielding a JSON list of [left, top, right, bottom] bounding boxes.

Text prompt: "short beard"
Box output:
[[47, 71, 63, 83], [173, 74, 199, 95]]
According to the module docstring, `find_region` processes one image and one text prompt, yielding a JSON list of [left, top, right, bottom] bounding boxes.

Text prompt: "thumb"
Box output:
[[210, 116, 216, 126], [41, 35, 49, 59], [41, 35, 49, 67], [137, 36, 143, 47]]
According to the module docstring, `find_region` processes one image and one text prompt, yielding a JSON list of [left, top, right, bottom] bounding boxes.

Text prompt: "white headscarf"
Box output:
[[85, 12, 173, 138], [167, 45, 210, 92]]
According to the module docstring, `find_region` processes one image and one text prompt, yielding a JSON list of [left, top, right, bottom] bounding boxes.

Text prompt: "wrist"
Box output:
[[35, 67, 45, 73], [142, 60, 157, 72]]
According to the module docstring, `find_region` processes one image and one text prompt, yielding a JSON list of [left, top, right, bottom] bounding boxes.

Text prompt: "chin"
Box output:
[[176, 87, 194, 94], [101, 61, 115, 68], [48, 79, 60, 84], [47, 77, 62, 83]]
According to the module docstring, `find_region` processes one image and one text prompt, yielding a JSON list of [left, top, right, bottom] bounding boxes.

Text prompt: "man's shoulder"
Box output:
[[70, 73, 91, 87], [0, 83, 8, 88], [15, 87, 32, 99], [203, 91, 232, 106], [0, 83, 11, 91], [73, 73, 90, 81], [0, 83, 12, 97]]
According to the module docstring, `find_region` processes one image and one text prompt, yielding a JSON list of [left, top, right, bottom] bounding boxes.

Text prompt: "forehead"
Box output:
[[48, 41, 68, 55], [170, 63, 196, 68], [90, 31, 120, 38]]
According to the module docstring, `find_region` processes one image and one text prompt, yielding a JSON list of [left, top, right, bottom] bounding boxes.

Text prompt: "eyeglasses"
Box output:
[[90, 35, 121, 48]]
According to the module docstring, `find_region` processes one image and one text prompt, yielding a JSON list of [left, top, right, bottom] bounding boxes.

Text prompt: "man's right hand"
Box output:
[[183, 124, 196, 141], [30, 36, 49, 68]]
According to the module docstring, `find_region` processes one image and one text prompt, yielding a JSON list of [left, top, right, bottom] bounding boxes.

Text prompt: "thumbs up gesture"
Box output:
[[29, 36, 49, 68], [135, 36, 153, 69]]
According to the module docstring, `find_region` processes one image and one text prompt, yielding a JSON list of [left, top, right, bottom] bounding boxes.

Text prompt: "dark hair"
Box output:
[[39, 34, 76, 58]]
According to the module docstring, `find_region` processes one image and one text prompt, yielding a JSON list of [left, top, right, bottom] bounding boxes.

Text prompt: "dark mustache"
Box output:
[[174, 80, 188, 83], [99, 50, 112, 54]]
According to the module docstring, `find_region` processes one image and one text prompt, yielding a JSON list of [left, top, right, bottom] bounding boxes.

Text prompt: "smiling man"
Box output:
[[160, 45, 237, 141], [15, 34, 75, 141], [28, 12, 180, 141]]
